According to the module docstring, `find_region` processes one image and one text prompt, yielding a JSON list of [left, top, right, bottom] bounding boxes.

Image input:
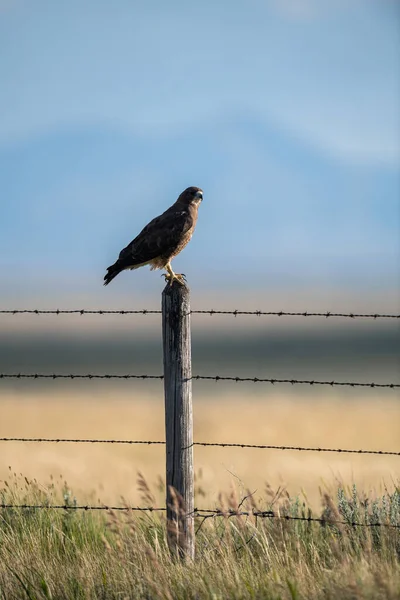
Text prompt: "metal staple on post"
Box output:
[[162, 281, 194, 560]]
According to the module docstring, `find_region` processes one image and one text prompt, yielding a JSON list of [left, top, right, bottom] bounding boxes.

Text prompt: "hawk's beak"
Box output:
[[194, 191, 203, 203]]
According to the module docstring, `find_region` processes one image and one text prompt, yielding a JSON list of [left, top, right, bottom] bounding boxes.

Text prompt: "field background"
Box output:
[[1, 298, 399, 509], [2, 389, 399, 509]]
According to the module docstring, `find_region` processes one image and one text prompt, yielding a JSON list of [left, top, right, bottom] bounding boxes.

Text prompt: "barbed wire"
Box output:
[[0, 503, 165, 512], [0, 373, 163, 380], [192, 375, 399, 389], [1, 373, 398, 389], [0, 309, 161, 315], [195, 508, 400, 529], [0, 503, 398, 529], [192, 442, 400, 455], [0, 309, 398, 319], [194, 509, 400, 529], [0, 437, 398, 456], [193, 310, 400, 319], [0, 437, 161, 446]]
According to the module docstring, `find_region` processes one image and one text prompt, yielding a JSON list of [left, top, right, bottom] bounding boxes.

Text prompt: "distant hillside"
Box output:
[[1, 325, 398, 392]]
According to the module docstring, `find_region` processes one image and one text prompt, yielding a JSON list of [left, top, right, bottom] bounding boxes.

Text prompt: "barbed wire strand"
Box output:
[[0, 504, 398, 529], [0, 309, 399, 319], [193, 509, 400, 529], [192, 375, 399, 389], [0, 373, 163, 380], [1, 373, 398, 389], [0, 437, 398, 456], [0, 503, 165, 512]]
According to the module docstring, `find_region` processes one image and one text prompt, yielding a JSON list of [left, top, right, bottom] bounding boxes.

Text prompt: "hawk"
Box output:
[[104, 186, 203, 286]]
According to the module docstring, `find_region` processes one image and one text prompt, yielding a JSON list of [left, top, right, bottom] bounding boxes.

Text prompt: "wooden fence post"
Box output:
[[162, 280, 194, 560]]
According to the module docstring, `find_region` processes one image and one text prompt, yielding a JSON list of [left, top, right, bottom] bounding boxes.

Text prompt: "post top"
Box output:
[[162, 280, 190, 297]]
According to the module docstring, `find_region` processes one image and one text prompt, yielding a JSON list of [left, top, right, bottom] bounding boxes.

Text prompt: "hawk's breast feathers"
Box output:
[[118, 208, 195, 268]]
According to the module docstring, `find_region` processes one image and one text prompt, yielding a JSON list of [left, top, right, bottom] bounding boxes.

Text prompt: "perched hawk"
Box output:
[[104, 186, 203, 286]]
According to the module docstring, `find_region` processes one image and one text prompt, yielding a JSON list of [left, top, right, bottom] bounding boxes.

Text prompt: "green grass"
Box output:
[[0, 471, 399, 599]]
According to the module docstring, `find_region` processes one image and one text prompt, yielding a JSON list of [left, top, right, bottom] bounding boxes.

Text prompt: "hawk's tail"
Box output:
[[103, 261, 123, 286]]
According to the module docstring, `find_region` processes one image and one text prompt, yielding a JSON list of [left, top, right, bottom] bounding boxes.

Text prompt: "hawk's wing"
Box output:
[[117, 207, 194, 268]]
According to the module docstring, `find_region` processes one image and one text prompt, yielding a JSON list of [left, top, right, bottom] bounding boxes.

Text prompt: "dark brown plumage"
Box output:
[[104, 186, 203, 286]]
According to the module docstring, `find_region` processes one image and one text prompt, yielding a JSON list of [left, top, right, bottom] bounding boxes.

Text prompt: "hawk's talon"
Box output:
[[175, 273, 186, 284], [162, 271, 187, 286]]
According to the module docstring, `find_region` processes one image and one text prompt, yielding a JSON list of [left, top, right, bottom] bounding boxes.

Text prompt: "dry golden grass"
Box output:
[[1, 387, 399, 599], [1, 387, 399, 508]]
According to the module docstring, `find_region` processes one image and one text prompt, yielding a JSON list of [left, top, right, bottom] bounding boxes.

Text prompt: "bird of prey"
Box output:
[[104, 186, 203, 286]]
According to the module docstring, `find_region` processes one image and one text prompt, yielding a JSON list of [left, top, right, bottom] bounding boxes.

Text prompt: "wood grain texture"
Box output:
[[162, 281, 194, 560]]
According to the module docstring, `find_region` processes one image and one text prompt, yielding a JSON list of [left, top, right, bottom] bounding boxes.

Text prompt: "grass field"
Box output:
[[0, 468, 399, 599], [1, 388, 399, 597]]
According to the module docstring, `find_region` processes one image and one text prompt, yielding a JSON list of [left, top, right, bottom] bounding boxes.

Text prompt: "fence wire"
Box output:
[[0, 503, 398, 529], [1, 373, 398, 389], [0, 503, 165, 512], [0, 437, 398, 456], [1, 309, 399, 319]]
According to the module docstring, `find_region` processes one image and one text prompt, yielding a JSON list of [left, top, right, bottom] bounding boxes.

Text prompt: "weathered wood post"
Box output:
[[162, 280, 194, 560]]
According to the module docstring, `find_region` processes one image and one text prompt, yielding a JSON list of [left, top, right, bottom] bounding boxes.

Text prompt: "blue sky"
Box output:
[[0, 0, 399, 302]]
